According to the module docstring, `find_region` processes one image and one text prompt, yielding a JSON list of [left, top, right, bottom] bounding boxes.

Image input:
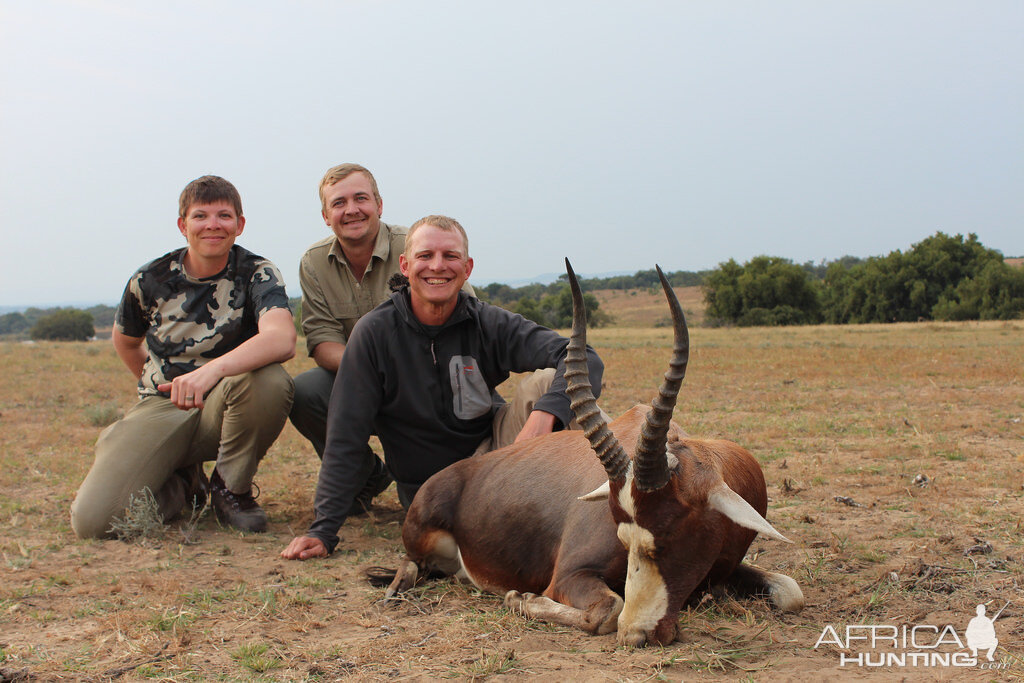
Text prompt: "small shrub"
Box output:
[[84, 402, 121, 427], [107, 488, 166, 544]]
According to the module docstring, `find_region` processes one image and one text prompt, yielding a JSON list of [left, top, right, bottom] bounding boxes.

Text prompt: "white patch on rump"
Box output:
[[616, 523, 668, 638]]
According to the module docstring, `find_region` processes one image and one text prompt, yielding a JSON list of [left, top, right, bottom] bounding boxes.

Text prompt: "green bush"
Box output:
[[0, 312, 30, 336], [30, 309, 95, 341], [703, 256, 822, 326], [932, 260, 1024, 321], [821, 232, 1020, 323], [513, 286, 610, 329]]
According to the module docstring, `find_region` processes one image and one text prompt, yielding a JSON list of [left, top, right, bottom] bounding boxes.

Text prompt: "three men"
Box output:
[[71, 176, 295, 538], [281, 215, 604, 560], [74, 169, 602, 554]]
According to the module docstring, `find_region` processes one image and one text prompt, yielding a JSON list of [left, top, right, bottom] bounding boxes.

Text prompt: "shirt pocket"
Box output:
[[327, 300, 361, 321], [449, 355, 492, 420]]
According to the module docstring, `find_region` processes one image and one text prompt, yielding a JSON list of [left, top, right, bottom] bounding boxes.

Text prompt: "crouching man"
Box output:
[[281, 215, 603, 560], [71, 175, 296, 538]]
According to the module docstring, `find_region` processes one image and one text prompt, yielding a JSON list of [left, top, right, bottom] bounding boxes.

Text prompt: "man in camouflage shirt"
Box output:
[[71, 176, 296, 538]]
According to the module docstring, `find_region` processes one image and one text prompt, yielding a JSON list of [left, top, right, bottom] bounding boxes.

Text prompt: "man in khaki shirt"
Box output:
[[290, 164, 403, 513], [291, 164, 474, 514]]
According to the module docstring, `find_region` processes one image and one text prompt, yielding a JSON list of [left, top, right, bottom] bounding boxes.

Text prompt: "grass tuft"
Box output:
[[231, 642, 283, 673], [448, 648, 524, 679]]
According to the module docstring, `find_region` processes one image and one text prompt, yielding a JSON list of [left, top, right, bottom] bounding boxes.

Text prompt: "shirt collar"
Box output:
[[328, 222, 393, 267]]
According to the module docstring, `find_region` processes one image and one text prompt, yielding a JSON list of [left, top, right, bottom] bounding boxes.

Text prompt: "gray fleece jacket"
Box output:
[[307, 287, 604, 552]]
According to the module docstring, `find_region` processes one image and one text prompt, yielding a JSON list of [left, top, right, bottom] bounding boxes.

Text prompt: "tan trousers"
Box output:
[[71, 364, 293, 539], [473, 368, 562, 455]]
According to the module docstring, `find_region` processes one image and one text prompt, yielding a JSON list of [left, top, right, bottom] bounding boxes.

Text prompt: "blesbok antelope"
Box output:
[[385, 260, 803, 646]]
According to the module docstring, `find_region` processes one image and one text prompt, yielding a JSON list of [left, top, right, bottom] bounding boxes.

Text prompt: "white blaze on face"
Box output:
[[616, 522, 668, 640]]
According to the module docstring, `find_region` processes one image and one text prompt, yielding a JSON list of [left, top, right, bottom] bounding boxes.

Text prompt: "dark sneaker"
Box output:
[[210, 468, 268, 532], [346, 463, 392, 516], [177, 463, 209, 512]]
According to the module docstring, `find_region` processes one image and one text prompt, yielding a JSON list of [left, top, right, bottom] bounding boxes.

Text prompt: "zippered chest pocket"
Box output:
[[449, 355, 492, 420]]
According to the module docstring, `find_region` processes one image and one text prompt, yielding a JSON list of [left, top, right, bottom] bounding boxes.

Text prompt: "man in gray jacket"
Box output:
[[281, 215, 603, 559]]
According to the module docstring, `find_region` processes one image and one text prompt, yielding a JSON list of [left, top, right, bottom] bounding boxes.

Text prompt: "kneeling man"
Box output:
[[72, 175, 296, 538], [282, 215, 603, 560]]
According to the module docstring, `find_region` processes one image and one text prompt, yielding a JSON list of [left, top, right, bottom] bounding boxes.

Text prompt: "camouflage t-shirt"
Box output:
[[115, 245, 291, 397]]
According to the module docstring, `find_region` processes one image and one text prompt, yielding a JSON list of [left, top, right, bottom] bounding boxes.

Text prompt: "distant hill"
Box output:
[[481, 270, 634, 288], [593, 286, 706, 328]]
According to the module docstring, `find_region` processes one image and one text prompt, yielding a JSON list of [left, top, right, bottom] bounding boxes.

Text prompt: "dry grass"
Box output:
[[593, 286, 707, 328], [1, 318, 1022, 680]]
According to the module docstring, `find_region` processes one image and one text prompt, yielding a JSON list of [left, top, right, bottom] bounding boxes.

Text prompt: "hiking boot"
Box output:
[[176, 463, 209, 512], [210, 468, 268, 532], [346, 462, 392, 516]]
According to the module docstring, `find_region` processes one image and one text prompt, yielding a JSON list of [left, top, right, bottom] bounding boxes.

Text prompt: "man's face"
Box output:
[[322, 172, 383, 247], [177, 200, 244, 264], [399, 225, 473, 310]]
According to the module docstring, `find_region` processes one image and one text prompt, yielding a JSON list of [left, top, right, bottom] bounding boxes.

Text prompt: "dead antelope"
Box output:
[[385, 260, 803, 646]]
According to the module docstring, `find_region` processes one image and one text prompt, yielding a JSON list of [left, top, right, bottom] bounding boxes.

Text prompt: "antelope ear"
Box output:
[[579, 481, 611, 501], [708, 483, 792, 543]]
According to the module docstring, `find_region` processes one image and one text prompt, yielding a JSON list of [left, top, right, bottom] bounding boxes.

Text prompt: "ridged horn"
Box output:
[[564, 258, 629, 482], [633, 265, 689, 491]]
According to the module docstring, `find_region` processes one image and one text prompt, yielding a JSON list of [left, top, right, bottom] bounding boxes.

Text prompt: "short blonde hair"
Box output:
[[406, 215, 470, 259], [318, 163, 380, 213]]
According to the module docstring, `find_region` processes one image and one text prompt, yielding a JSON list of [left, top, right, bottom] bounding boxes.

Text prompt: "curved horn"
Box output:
[[633, 265, 690, 491], [564, 258, 629, 482]]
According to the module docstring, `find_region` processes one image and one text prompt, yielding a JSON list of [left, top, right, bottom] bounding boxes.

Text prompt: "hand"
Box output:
[[157, 363, 222, 410], [280, 536, 328, 561], [514, 410, 557, 443]]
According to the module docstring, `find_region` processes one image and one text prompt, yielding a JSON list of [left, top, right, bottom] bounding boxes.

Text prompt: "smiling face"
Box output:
[[399, 223, 473, 324], [177, 200, 245, 277], [321, 171, 383, 248]]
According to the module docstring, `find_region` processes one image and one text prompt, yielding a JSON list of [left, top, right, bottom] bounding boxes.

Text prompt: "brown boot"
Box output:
[[210, 468, 268, 532]]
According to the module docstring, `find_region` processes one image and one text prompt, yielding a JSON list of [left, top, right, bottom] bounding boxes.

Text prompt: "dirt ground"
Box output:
[[1, 315, 1023, 681]]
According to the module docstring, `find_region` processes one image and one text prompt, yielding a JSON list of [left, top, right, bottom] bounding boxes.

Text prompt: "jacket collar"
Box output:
[[391, 287, 472, 333]]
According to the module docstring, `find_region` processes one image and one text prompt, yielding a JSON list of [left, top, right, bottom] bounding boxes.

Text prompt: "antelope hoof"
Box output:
[[504, 590, 535, 615], [384, 559, 419, 599]]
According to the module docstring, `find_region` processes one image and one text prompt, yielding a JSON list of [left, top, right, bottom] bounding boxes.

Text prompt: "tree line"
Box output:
[[6, 232, 1020, 339], [703, 232, 1024, 326], [477, 269, 709, 328], [1, 305, 115, 341]]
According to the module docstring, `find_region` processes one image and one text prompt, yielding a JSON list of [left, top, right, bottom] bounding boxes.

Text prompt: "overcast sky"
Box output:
[[1, 0, 1021, 307]]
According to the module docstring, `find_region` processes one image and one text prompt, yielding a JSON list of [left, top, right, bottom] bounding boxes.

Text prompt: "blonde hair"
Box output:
[[318, 163, 381, 213], [405, 215, 470, 259]]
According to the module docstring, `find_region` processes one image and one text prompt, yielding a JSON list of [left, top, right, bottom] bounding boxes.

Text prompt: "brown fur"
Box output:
[[391, 405, 796, 645]]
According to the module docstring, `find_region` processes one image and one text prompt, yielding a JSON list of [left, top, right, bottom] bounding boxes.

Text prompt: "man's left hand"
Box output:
[[514, 410, 557, 443]]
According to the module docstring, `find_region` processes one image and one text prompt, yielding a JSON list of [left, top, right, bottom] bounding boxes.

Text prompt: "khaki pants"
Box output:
[[472, 368, 562, 456], [71, 364, 294, 539]]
